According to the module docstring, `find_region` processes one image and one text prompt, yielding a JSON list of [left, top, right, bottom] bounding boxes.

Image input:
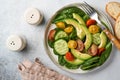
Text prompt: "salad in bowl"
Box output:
[[45, 5, 112, 73]]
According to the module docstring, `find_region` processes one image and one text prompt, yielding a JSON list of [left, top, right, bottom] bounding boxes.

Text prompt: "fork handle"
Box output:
[[103, 29, 120, 50]]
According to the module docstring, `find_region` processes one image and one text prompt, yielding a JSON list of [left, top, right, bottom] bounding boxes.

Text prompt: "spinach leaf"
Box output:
[[69, 27, 77, 40], [83, 14, 90, 22], [58, 55, 66, 66], [65, 63, 80, 69], [98, 42, 112, 66], [60, 7, 85, 17], [52, 6, 86, 23], [81, 63, 99, 70], [48, 40, 54, 48], [80, 56, 100, 70], [82, 56, 100, 67], [58, 55, 80, 69], [53, 49, 59, 55]]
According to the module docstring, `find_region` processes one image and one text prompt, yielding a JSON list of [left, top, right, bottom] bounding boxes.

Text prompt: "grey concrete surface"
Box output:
[[0, 0, 120, 80]]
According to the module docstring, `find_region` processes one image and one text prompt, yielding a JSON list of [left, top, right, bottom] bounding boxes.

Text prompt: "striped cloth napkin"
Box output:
[[18, 58, 72, 80]]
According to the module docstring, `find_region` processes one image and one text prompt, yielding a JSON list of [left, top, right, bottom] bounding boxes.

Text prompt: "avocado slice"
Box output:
[[72, 13, 92, 50], [64, 56, 84, 65], [71, 49, 92, 60], [73, 13, 86, 25], [64, 19, 92, 50], [64, 19, 85, 40], [99, 31, 107, 48], [81, 25, 93, 50]]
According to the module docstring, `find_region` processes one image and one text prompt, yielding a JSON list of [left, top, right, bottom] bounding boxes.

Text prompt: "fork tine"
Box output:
[[79, 4, 90, 15], [83, 1, 96, 12], [82, 5, 92, 15], [80, 3, 93, 16]]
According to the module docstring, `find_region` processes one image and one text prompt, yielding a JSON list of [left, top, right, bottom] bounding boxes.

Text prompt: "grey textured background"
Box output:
[[0, 0, 120, 80]]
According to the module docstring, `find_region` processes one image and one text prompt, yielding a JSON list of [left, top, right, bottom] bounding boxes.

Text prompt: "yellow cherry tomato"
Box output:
[[68, 40, 77, 49], [89, 25, 100, 34], [56, 22, 65, 29], [64, 26, 73, 34]]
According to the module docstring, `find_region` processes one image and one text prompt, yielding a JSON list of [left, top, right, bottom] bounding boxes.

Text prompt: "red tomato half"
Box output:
[[65, 52, 75, 61], [98, 48, 105, 56], [48, 29, 56, 41], [86, 19, 97, 27]]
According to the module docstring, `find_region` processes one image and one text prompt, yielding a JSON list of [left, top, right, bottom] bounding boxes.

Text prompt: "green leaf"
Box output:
[[65, 62, 80, 69], [52, 7, 86, 23], [58, 55, 66, 66], [98, 42, 112, 66], [81, 63, 99, 70], [48, 40, 54, 48]]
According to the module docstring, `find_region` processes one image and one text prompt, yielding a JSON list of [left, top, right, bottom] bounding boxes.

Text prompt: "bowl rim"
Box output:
[[44, 3, 113, 74]]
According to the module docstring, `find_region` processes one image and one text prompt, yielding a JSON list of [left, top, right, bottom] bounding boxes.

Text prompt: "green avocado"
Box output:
[[64, 19, 92, 50], [73, 13, 86, 25], [64, 56, 84, 65], [81, 25, 93, 50], [72, 13, 92, 50], [71, 49, 92, 60], [99, 31, 107, 48], [64, 19, 85, 40]]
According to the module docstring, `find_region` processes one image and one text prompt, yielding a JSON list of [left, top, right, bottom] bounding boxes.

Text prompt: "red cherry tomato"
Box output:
[[48, 29, 56, 41], [86, 19, 97, 27], [98, 48, 105, 56], [65, 52, 75, 61]]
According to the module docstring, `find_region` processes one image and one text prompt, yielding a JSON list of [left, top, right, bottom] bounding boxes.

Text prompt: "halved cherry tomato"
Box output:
[[89, 25, 100, 34], [86, 19, 97, 27], [98, 48, 105, 56], [64, 26, 73, 34], [68, 40, 77, 49], [56, 22, 65, 29], [48, 29, 56, 41], [65, 52, 75, 61]]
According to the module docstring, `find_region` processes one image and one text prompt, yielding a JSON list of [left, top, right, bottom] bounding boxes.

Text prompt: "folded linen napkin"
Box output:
[[18, 58, 72, 80]]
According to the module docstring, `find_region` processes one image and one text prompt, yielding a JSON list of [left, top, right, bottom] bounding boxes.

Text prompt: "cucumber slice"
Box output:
[[54, 39, 69, 55], [92, 33, 101, 45], [55, 30, 68, 40]]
